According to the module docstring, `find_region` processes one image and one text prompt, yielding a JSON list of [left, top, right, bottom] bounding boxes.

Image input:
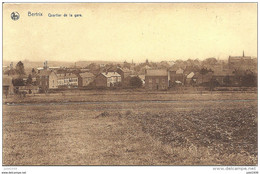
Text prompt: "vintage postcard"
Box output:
[[2, 2, 258, 169]]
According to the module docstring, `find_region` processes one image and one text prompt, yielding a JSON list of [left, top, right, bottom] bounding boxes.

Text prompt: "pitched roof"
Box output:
[[229, 56, 251, 60], [176, 68, 184, 74], [101, 72, 121, 78], [144, 65, 151, 69], [79, 72, 95, 78], [169, 66, 179, 71], [138, 75, 145, 80], [213, 70, 234, 76], [186, 72, 195, 79], [38, 70, 52, 76], [146, 69, 168, 76], [117, 67, 131, 73], [57, 73, 77, 78], [66, 73, 77, 78], [57, 73, 65, 78]]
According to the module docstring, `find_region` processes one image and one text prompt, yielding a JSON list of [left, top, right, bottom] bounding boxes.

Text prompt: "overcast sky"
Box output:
[[3, 3, 257, 63]]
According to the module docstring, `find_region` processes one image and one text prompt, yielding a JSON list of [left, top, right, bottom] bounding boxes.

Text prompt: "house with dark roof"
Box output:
[[36, 70, 58, 92], [95, 72, 122, 88], [169, 68, 185, 87], [228, 51, 255, 70], [3, 75, 14, 95], [212, 70, 235, 86], [185, 72, 195, 86], [116, 67, 131, 82], [17, 85, 39, 94], [192, 71, 214, 85], [145, 69, 169, 90], [78, 72, 95, 87]]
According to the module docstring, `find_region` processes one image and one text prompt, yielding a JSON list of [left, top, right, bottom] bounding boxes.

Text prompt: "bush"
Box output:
[[129, 76, 143, 88], [12, 78, 24, 86]]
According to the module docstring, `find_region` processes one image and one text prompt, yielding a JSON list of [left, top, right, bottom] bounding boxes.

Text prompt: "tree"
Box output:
[[209, 78, 219, 90], [15, 61, 25, 75], [27, 74, 32, 85], [233, 69, 244, 86], [203, 58, 218, 66], [129, 76, 143, 88], [241, 73, 257, 87], [12, 78, 24, 86], [223, 75, 231, 86], [32, 68, 36, 75], [200, 68, 209, 84], [4, 69, 16, 76]]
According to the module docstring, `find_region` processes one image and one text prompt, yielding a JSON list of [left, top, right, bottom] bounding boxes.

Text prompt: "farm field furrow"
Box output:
[[3, 92, 257, 165]]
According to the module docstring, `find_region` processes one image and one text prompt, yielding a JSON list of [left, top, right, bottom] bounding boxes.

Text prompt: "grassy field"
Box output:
[[2, 91, 258, 165], [3, 89, 257, 104]]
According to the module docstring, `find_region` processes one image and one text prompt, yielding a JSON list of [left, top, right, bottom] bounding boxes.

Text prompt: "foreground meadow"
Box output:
[[2, 92, 257, 165]]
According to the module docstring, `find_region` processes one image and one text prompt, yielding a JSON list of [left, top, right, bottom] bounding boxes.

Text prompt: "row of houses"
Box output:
[[144, 68, 239, 90], [36, 71, 94, 92], [34, 67, 130, 92], [3, 53, 256, 94], [3, 65, 251, 95]]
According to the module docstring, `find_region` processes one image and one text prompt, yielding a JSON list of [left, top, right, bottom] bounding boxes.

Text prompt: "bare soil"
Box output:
[[2, 92, 257, 165]]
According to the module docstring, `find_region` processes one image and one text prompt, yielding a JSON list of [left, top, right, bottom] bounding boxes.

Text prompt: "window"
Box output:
[[149, 79, 152, 83], [156, 79, 159, 83], [162, 79, 165, 83]]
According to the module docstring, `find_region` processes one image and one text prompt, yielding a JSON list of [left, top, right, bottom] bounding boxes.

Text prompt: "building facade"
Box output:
[[116, 68, 131, 82], [78, 72, 95, 87], [57, 73, 78, 88], [3, 75, 14, 95], [95, 72, 122, 87], [145, 69, 169, 90], [36, 71, 58, 92]]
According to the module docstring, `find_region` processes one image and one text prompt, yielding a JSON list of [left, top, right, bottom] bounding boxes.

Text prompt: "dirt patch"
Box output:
[[2, 93, 258, 165]]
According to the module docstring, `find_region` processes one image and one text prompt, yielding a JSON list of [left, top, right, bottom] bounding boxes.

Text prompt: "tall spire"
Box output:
[[243, 50, 245, 57]]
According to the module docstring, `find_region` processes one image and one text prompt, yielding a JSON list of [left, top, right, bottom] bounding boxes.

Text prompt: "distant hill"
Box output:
[[3, 60, 75, 69], [3, 60, 123, 73], [75, 61, 123, 67]]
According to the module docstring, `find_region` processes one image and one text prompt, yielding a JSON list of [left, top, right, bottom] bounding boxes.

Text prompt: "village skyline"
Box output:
[[3, 50, 257, 66]]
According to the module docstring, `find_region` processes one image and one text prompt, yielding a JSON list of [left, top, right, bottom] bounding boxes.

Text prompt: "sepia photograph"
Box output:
[[1, 1, 258, 171]]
